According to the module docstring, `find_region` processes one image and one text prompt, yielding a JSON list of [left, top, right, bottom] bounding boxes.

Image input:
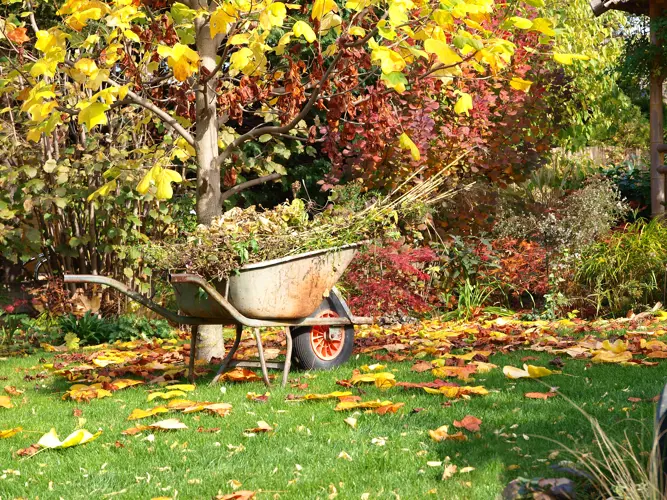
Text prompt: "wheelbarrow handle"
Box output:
[[63, 274, 217, 325]]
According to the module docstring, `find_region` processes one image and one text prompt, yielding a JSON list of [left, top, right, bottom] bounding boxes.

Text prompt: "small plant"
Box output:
[[575, 219, 667, 315], [442, 279, 494, 321], [56, 313, 175, 346]]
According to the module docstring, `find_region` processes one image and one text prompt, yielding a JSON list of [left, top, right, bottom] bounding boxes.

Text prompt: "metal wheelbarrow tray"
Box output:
[[64, 243, 373, 387]]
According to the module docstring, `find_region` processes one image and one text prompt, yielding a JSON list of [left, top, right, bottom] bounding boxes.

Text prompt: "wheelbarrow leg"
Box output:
[[211, 324, 243, 385], [282, 327, 292, 388], [253, 327, 271, 387], [188, 325, 198, 384]]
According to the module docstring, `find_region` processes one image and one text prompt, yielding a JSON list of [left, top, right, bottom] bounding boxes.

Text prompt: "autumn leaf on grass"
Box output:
[[286, 391, 352, 402], [443, 350, 492, 361], [423, 386, 488, 399], [218, 368, 262, 383], [147, 390, 187, 402], [214, 491, 256, 500], [16, 444, 40, 457], [397, 379, 457, 390], [128, 407, 170, 421], [360, 363, 386, 372], [432, 365, 477, 381], [244, 421, 273, 435], [161, 383, 195, 392], [525, 392, 557, 400], [0, 395, 13, 408], [0, 427, 22, 438], [63, 383, 112, 402], [246, 392, 269, 403], [349, 372, 396, 390], [123, 418, 187, 435], [429, 425, 467, 442], [4, 386, 24, 396], [453, 415, 482, 432], [410, 361, 432, 373], [591, 350, 633, 363], [334, 399, 403, 413], [167, 400, 233, 417], [109, 379, 144, 390], [370, 402, 404, 415], [503, 364, 558, 379], [37, 428, 102, 449]]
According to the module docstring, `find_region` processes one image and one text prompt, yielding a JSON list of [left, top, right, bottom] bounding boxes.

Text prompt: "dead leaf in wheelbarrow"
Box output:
[[214, 491, 255, 500], [453, 415, 482, 432], [218, 368, 262, 383]]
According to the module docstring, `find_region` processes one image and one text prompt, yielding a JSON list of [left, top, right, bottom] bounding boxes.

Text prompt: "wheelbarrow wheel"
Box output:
[[290, 298, 354, 370]]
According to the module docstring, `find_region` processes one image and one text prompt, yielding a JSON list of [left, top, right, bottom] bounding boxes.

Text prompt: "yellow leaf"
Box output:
[[267, 2, 287, 27], [525, 365, 554, 378], [553, 53, 590, 65], [292, 20, 317, 43], [230, 47, 253, 72], [312, 0, 337, 21], [147, 390, 186, 402], [0, 427, 22, 438], [602, 339, 627, 353], [334, 399, 397, 411], [349, 372, 396, 390], [454, 93, 473, 115], [369, 41, 406, 74], [423, 386, 488, 398], [503, 364, 555, 379], [429, 425, 468, 442], [157, 43, 199, 81], [398, 132, 420, 161], [37, 428, 102, 449], [0, 396, 14, 409], [287, 391, 352, 401], [424, 39, 462, 66], [592, 350, 633, 363], [348, 26, 365, 37], [509, 77, 532, 93], [128, 407, 170, 421], [510, 16, 533, 29], [163, 384, 195, 392], [123, 29, 140, 42], [532, 18, 555, 36], [77, 102, 110, 130], [210, 5, 237, 37]]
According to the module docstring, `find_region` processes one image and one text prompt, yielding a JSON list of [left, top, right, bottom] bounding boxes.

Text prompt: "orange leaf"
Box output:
[[368, 402, 405, 415], [3, 386, 23, 396], [215, 491, 256, 500], [428, 425, 468, 442], [7, 27, 30, 45], [0, 396, 13, 409], [218, 368, 262, 383], [453, 415, 482, 432], [524, 392, 557, 400]]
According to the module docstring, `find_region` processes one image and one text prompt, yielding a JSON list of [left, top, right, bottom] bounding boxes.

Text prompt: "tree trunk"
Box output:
[[193, 16, 226, 361]]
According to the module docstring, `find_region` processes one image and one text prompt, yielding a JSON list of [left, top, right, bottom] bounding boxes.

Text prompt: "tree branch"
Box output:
[[213, 51, 344, 169], [125, 89, 196, 148], [220, 173, 282, 204]]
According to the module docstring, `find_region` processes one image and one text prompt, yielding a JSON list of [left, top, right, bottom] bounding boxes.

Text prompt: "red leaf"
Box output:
[[453, 415, 482, 432]]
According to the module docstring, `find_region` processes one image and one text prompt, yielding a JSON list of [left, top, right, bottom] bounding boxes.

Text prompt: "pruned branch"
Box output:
[[220, 172, 282, 204]]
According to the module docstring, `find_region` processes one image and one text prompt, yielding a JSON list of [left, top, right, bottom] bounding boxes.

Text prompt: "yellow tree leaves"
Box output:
[[424, 39, 463, 67], [292, 21, 317, 43], [398, 133, 420, 161], [157, 43, 200, 81], [136, 164, 184, 200]]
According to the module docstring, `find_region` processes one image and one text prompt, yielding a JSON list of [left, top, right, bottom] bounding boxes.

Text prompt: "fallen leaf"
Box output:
[[432, 365, 477, 381], [397, 380, 457, 390], [429, 425, 467, 442], [128, 407, 170, 420], [503, 364, 557, 379], [122, 418, 188, 435], [16, 444, 40, 457], [218, 368, 262, 383], [453, 415, 482, 432], [37, 428, 102, 449], [244, 421, 273, 434], [442, 462, 458, 480], [591, 350, 633, 363], [162, 383, 195, 392], [525, 392, 557, 400], [368, 402, 404, 415], [214, 491, 255, 500], [627, 397, 643, 403], [338, 451, 353, 461], [334, 399, 402, 412], [62, 383, 112, 402], [410, 361, 432, 373], [360, 363, 386, 372], [344, 417, 357, 429], [0, 427, 22, 438], [286, 391, 352, 402], [4, 386, 24, 396], [0, 395, 13, 408], [423, 386, 488, 399], [371, 437, 387, 446], [246, 392, 270, 403], [349, 372, 396, 390], [147, 390, 187, 402]]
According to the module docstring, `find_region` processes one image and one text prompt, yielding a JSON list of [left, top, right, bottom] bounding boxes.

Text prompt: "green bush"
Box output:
[[575, 219, 667, 315], [56, 313, 175, 346], [602, 160, 651, 220]]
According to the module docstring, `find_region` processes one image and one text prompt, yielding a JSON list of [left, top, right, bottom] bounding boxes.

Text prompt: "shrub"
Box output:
[[575, 219, 667, 315], [342, 241, 440, 318], [56, 312, 175, 346], [602, 160, 651, 220]]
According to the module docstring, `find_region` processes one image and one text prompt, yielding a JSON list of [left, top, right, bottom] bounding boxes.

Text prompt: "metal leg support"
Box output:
[[253, 327, 271, 387], [211, 324, 243, 385], [282, 327, 292, 388], [188, 325, 198, 384]]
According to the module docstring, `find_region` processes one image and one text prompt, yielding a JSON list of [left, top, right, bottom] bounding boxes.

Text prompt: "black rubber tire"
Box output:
[[290, 296, 355, 370], [656, 382, 667, 482]]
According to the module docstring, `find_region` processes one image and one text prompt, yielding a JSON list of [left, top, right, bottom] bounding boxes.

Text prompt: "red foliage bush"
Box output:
[[343, 242, 440, 317], [478, 239, 549, 306]]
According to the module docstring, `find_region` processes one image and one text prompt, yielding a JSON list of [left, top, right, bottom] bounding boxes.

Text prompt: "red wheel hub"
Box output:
[[310, 310, 345, 361]]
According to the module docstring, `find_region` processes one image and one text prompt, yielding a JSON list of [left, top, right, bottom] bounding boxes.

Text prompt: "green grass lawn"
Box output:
[[0, 328, 665, 500]]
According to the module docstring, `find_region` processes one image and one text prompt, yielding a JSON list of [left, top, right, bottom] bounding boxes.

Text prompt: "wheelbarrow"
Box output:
[[64, 243, 373, 387]]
